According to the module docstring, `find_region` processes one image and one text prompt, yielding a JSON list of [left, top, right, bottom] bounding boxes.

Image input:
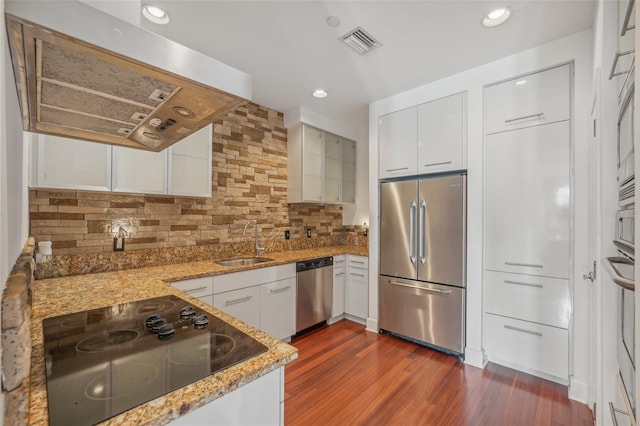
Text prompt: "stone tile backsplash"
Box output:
[[29, 102, 367, 277]]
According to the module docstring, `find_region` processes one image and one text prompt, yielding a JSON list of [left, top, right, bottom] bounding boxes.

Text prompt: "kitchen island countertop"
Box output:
[[29, 244, 367, 425]]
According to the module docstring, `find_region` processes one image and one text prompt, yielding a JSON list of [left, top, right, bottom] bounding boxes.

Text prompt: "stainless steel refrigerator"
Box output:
[[379, 173, 466, 355]]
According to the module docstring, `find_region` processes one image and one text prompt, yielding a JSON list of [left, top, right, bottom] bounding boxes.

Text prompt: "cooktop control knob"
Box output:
[[150, 318, 168, 334], [145, 314, 162, 329], [157, 322, 175, 340], [192, 314, 209, 329], [180, 306, 196, 319]]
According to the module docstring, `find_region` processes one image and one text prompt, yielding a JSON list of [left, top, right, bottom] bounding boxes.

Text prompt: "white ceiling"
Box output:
[[138, 1, 596, 124]]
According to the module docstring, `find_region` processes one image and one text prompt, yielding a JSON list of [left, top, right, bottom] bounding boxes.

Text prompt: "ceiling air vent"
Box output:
[[341, 26, 382, 54]]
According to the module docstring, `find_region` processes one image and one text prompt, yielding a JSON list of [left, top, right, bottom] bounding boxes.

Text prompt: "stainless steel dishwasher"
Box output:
[[296, 257, 333, 333]]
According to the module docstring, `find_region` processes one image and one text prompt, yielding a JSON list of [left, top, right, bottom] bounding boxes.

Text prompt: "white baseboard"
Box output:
[[464, 346, 487, 369], [365, 317, 378, 333], [568, 377, 590, 404], [344, 313, 366, 325], [327, 314, 345, 325]]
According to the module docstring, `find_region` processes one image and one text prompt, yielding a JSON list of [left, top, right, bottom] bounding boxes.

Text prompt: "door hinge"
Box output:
[[583, 260, 596, 282]]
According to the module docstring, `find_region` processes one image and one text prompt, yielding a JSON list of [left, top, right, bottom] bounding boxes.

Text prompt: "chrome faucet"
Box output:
[[243, 220, 265, 257]]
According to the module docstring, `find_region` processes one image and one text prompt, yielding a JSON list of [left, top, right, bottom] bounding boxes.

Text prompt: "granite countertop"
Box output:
[[29, 245, 368, 425]]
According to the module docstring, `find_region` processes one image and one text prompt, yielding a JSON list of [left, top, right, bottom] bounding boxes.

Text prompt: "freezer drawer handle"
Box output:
[[423, 161, 452, 167], [182, 286, 208, 293], [504, 261, 543, 268], [606, 256, 635, 291], [409, 201, 417, 264], [386, 167, 409, 172], [505, 113, 544, 124], [389, 280, 452, 295], [225, 295, 253, 306], [504, 280, 543, 289], [269, 286, 291, 295], [503, 324, 543, 337]]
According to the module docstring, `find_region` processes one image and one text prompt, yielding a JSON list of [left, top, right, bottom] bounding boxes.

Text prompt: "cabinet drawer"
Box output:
[[333, 255, 346, 268], [260, 277, 296, 340], [214, 264, 296, 294], [213, 286, 260, 328], [347, 255, 368, 270], [485, 64, 570, 134], [485, 313, 568, 381], [484, 271, 570, 329], [171, 276, 214, 299]]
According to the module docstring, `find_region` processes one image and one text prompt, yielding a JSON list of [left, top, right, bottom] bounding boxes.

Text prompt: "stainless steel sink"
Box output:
[[216, 257, 273, 267]]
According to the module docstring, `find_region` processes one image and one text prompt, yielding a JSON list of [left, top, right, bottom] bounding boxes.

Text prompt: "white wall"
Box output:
[[368, 30, 593, 398], [284, 106, 370, 227]]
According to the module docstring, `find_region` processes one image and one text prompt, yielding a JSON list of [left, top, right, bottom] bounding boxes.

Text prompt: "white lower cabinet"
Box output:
[[169, 367, 283, 426], [213, 286, 261, 329], [213, 264, 297, 340], [345, 255, 368, 321], [485, 314, 568, 383], [330, 255, 346, 320], [171, 276, 214, 307], [260, 278, 296, 340]]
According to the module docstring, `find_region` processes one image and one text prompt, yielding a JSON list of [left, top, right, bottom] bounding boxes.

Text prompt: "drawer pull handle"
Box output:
[[505, 261, 543, 268], [504, 324, 543, 337], [386, 167, 409, 172], [351, 273, 366, 277], [389, 280, 452, 295], [181, 286, 208, 293], [225, 295, 253, 306], [504, 280, 543, 289], [269, 286, 291, 295], [335, 272, 345, 276], [505, 113, 544, 124], [351, 260, 365, 264], [424, 161, 452, 167]]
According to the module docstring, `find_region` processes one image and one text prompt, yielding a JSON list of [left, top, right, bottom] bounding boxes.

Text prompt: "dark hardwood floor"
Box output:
[[285, 320, 593, 426]]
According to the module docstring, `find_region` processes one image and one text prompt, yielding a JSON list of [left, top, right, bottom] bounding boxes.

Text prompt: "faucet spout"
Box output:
[[242, 220, 264, 256]]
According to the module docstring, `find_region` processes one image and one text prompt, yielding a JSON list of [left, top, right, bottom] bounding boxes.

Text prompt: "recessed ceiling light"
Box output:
[[142, 5, 170, 25], [326, 16, 341, 27], [482, 7, 511, 27], [312, 89, 328, 99]]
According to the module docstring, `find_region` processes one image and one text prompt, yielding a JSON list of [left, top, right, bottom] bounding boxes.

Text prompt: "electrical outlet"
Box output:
[[306, 229, 312, 238], [363, 229, 368, 236], [284, 230, 290, 240]]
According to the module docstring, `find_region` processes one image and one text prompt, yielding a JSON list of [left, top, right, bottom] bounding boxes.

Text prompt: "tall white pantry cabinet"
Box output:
[[483, 64, 572, 384]]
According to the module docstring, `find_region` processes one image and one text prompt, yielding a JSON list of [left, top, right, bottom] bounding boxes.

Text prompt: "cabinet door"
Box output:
[[168, 124, 212, 197], [484, 121, 570, 279], [324, 132, 342, 204], [341, 139, 356, 204], [346, 263, 368, 319], [332, 266, 345, 317], [37, 134, 111, 191], [112, 145, 167, 194], [417, 93, 464, 174], [260, 277, 296, 340], [379, 107, 417, 178], [302, 125, 324, 202], [485, 64, 570, 134], [213, 286, 260, 328]]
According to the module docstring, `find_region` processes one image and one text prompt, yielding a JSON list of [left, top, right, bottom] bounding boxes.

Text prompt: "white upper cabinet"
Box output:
[[288, 123, 356, 204], [33, 125, 212, 196], [168, 125, 213, 197], [417, 93, 466, 174], [112, 146, 168, 194], [36, 134, 112, 191], [379, 92, 467, 179], [484, 64, 570, 134], [378, 107, 417, 178]]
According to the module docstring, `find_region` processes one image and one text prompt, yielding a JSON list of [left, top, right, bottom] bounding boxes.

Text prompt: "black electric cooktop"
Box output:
[[42, 295, 268, 426]]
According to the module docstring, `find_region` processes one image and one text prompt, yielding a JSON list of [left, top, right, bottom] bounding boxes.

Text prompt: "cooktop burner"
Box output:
[[42, 295, 268, 426]]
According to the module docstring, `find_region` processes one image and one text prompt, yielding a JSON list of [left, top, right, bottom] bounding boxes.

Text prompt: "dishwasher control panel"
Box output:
[[296, 257, 333, 272]]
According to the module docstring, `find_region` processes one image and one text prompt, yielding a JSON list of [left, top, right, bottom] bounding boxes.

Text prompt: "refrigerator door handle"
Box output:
[[419, 200, 426, 264], [409, 201, 417, 264], [389, 279, 452, 295]]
